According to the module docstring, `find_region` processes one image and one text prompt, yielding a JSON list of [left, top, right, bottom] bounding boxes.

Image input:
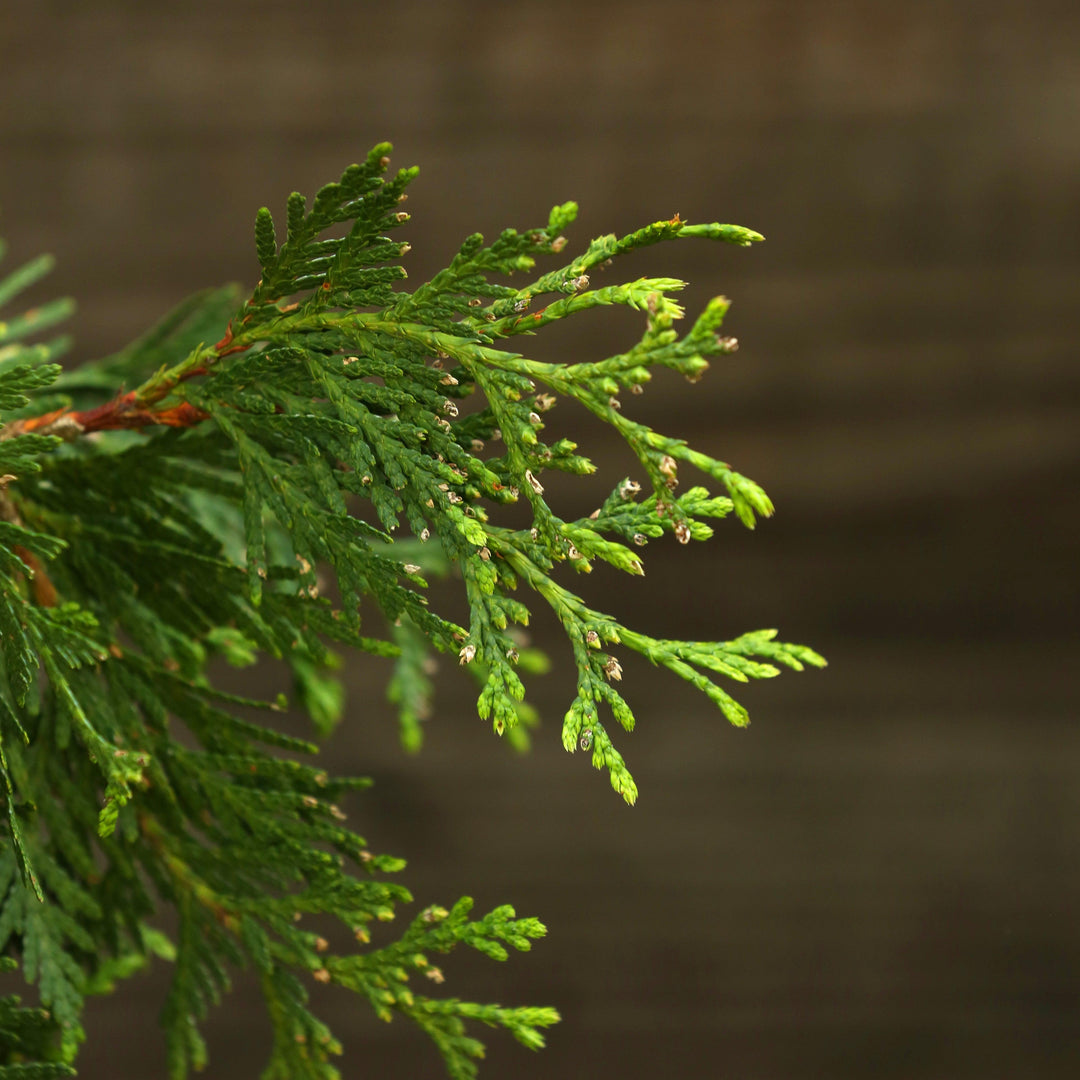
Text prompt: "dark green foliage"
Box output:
[[0, 954, 73, 1078], [0, 145, 823, 1077]]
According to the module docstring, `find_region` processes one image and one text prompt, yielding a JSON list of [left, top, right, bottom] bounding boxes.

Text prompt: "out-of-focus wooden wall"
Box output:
[[2, 2, 1078, 1076]]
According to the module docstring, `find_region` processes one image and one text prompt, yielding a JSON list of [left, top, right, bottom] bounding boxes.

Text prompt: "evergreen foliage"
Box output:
[[0, 144, 824, 1076]]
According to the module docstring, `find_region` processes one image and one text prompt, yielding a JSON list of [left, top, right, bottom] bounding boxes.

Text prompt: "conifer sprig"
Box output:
[[0, 144, 823, 1076]]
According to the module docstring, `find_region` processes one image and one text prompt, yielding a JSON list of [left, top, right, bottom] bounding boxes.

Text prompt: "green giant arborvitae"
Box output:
[[0, 144, 824, 1078]]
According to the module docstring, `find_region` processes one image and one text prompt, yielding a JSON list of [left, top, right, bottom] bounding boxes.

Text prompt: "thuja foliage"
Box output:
[[0, 143, 824, 1077]]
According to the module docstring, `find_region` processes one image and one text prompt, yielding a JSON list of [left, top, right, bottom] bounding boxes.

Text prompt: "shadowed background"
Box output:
[[2, 1, 1079, 1076]]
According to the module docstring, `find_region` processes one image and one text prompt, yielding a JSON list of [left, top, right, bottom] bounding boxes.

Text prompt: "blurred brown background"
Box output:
[[3, 1, 1079, 1077]]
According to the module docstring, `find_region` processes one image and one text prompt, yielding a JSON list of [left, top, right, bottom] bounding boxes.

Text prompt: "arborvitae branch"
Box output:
[[0, 144, 823, 1076]]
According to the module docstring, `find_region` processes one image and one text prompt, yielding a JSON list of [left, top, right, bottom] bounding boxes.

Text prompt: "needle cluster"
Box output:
[[0, 144, 822, 1077]]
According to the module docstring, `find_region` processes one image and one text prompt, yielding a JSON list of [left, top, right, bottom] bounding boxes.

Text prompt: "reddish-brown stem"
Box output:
[[12, 394, 210, 437], [214, 343, 249, 359], [13, 546, 58, 607], [213, 324, 235, 352], [212, 324, 250, 359], [3, 292, 289, 442]]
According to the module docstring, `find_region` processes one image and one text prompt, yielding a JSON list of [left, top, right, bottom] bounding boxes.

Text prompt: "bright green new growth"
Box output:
[[0, 143, 824, 1077]]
